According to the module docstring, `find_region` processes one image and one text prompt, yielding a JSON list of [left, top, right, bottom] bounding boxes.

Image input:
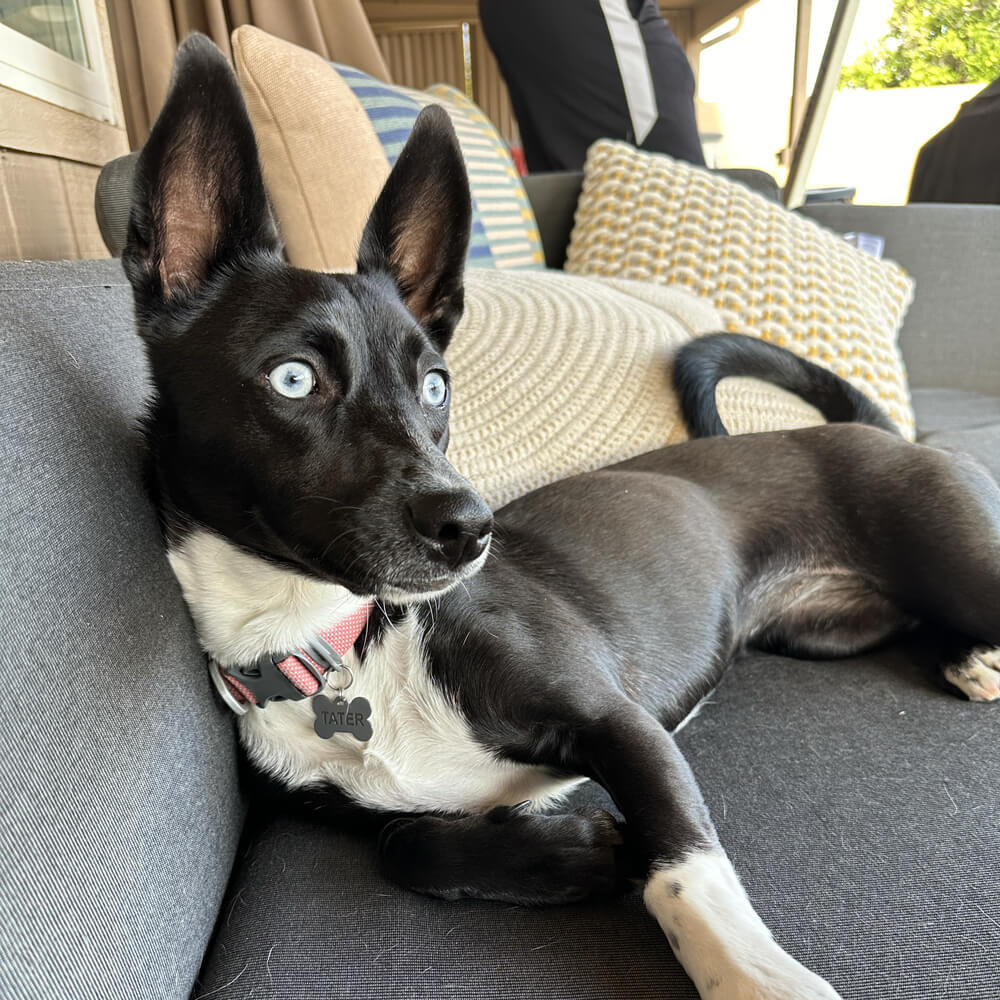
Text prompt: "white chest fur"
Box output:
[[168, 529, 582, 814]]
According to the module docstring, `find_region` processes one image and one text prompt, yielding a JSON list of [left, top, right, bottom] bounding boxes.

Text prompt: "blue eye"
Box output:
[[422, 370, 448, 407], [268, 360, 315, 399]]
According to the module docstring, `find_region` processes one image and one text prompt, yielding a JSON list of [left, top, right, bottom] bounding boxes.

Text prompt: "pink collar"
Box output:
[[208, 602, 374, 715]]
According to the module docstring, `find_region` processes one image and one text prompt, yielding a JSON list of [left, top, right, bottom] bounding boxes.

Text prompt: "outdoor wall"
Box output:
[[808, 84, 982, 204], [711, 82, 979, 204], [699, 0, 983, 205], [0, 0, 128, 260]]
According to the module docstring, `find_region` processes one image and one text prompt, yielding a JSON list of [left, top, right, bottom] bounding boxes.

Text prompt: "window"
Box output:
[[0, 1, 114, 121]]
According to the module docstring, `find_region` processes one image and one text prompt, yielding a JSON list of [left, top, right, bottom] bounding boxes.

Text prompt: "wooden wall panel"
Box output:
[[0, 0, 125, 259], [374, 22, 467, 94], [0, 150, 105, 260], [59, 160, 108, 258]]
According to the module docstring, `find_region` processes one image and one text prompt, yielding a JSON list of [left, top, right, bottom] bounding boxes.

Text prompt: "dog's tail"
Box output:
[[673, 332, 899, 438]]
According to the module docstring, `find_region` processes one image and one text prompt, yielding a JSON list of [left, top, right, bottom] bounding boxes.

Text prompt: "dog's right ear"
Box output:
[[356, 105, 472, 352], [123, 33, 279, 316]]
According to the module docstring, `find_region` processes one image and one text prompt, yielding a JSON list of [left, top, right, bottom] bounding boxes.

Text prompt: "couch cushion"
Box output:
[[565, 140, 917, 439], [911, 387, 1000, 481], [231, 24, 391, 273], [327, 64, 497, 268], [196, 635, 1000, 999], [912, 386, 1000, 435], [0, 260, 244, 1000]]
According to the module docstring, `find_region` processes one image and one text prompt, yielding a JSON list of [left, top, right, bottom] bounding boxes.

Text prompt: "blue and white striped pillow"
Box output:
[[334, 65, 544, 270]]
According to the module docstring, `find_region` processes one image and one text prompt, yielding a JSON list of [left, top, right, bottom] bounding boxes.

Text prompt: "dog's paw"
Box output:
[[708, 961, 842, 1000], [944, 647, 1000, 702], [377, 806, 629, 905]]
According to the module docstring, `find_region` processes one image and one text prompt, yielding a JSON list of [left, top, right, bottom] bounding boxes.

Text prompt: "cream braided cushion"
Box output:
[[447, 269, 824, 509], [565, 140, 916, 439]]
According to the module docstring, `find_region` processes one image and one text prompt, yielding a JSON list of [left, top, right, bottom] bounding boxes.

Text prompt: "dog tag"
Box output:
[[313, 693, 373, 742]]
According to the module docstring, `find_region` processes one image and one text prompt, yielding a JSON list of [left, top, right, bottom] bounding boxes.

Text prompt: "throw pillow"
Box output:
[[333, 69, 544, 271], [232, 25, 390, 272], [565, 140, 917, 439], [447, 269, 823, 509], [231, 26, 544, 272]]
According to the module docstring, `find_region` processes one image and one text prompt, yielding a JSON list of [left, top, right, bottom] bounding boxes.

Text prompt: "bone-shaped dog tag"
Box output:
[[313, 693, 373, 742]]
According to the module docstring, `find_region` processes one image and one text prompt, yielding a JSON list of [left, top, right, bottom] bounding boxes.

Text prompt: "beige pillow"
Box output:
[[231, 26, 545, 272], [566, 140, 917, 439], [447, 269, 823, 509], [232, 25, 390, 271]]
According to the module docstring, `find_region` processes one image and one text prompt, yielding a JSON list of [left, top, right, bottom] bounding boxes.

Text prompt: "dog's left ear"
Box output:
[[357, 105, 472, 351], [123, 33, 280, 316]]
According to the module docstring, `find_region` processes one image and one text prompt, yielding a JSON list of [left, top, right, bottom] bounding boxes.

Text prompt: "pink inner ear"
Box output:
[[156, 144, 222, 298], [390, 189, 448, 325]]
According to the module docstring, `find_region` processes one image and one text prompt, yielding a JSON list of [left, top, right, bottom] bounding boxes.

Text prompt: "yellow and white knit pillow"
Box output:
[[446, 269, 824, 510], [566, 140, 916, 439]]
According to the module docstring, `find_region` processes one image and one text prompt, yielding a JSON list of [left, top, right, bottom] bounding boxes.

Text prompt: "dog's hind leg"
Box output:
[[575, 700, 842, 999], [878, 448, 1000, 700]]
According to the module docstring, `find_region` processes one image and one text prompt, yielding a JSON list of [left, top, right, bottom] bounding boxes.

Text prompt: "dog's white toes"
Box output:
[[944, 649, 1000, 702], [699, 952, 842, 1000]]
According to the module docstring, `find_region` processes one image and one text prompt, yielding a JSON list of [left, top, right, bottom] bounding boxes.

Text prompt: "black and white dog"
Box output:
[[126, 35, 1000, 1000]]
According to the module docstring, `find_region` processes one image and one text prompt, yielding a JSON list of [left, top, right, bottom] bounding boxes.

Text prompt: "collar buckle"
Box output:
[[223, 650, 322, 708]]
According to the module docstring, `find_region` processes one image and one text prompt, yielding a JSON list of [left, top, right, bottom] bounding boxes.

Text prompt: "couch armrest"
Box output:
[[95, 152, 138, 257], [800, 203, 1000, 393]]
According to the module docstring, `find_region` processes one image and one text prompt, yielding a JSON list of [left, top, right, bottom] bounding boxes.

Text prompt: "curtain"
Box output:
[[106, 0, 391, 148]]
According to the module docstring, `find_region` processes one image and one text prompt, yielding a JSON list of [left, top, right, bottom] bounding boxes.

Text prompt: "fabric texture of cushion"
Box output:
[[196, 635, 1000, 1000], [231, 26, 545, 272], [329, 64, 496, 268], [232, 25, 391, 273], [445, 269, 823, 510], [424, 82, 545, 269], [0, 260, 245, 1000], [565, 140, 917, 439]]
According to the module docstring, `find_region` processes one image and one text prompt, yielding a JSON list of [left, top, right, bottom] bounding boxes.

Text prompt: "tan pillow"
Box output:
[[566, 140, 917, 439], [232, 26, 545, 272], [232, 25, 390, 271], [447, 269, 823, 509]]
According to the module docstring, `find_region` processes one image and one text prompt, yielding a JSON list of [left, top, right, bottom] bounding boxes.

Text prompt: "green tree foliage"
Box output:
[[840, 1, 1000, 89]]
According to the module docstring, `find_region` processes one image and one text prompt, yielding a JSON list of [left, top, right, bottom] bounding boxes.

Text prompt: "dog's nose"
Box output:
[[407, 490, 493, 568]]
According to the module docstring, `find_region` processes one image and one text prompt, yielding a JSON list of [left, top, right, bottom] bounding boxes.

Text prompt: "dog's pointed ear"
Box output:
[[123, 33, 279, 313], [356, 105, 471, 351]]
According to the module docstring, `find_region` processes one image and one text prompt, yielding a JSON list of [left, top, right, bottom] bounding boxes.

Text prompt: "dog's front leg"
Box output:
[[376, 804, 632, 904], [582, 701, 842, 1000]]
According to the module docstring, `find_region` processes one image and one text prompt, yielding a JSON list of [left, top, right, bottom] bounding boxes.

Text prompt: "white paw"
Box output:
[[944, 647, 1000, 702], [644, 853, 842, 1000], [703, 949, 842, 999]]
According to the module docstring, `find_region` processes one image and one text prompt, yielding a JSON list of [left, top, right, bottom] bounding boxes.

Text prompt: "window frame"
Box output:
[[0, 1, 114, 122]]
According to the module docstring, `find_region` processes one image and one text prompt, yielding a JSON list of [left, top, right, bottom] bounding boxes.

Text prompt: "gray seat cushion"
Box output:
[[197, 639, 1000, 999], [0, 260, 245, 1000]]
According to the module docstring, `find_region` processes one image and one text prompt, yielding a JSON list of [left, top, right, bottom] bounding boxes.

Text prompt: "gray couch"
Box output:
[[2, 176, 999, 1000]]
